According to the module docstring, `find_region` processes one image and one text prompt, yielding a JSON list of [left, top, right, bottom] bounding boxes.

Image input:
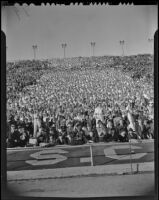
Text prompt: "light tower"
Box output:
[[90, 42, 96, 57], [148, 38, 154, 75], [62, 43, 67, 58], [119, 40, 125, 56], [32, 45, 37, 60], [148, 38, 153, 54]]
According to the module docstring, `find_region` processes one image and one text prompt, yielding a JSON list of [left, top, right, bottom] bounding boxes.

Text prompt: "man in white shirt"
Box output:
[[93, 102, 105, 126], [33, 113, 42, 138], [93, 103, 106, 138]]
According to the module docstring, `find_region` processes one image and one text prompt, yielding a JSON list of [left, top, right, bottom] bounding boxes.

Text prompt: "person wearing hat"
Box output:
[[56, 122, 67, 145], [13, 115, 21, 129], [56, 115, 65, 131], [24, 117, 33, 138], [113, 111, 122, 128], [81, 111, 89, 127], [18, 125, 29, 147], [74, 122, 87, 145], [7, 124, 21, 148], [142, 119, 152, 139], [96, 120, 106, 142], [36, 126, 48, 146], [104, 120, 117, 142], [49, 123, 58, 144], [127, 128, 137, 140], [116, 119, 128, 142], [91, 124, 99, 143], [118, 128, 128, 142], [66, 121, 75, 145], [42, 116, 50, 143]]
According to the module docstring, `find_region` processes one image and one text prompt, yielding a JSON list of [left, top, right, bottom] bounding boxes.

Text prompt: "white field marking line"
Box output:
[[7, 139, 154, 152], [80, 157, 91, 163], [104, 145, 147, 160]]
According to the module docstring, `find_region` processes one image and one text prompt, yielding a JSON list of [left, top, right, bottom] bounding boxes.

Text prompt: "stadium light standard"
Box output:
[[90, 42, 96, 57], [119, 40, 125, 56], [148, 38, 153, 54], [62, 43, 67, 58], [148, 38, 154, 75], [32, 45, 37, 60]]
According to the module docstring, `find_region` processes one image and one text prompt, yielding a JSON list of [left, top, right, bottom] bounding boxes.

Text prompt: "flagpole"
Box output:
[[127, 107, 133, 174], [90, 144, 94, 166], [128, 130, 133, 174]]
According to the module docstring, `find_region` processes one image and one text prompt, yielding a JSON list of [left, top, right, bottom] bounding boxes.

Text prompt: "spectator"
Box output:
[[96, 120, 106, 142], [74, 122, 87, 145], [37, 127, 48, 146], [116, 119, 128, 142], [6, 55, 154, 147], [128, 128, 137, 140], [18, 125, 29, 147], [66, 121, 75, 145], [49, 123, 58, 144], [105, 120, 117, 142], [7, 124, 20, 148], [33, 113, 42, 138], [56, 124, 67, 145], [24, 118, 34, 138]]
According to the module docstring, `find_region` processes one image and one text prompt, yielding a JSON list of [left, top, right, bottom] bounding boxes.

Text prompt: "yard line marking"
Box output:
[[80, 157, 91, 163], [90, 145, 94, 166]]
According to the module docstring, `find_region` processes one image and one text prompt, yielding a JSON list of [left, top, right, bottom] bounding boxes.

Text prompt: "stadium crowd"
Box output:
[[6, 55, 154, 148]]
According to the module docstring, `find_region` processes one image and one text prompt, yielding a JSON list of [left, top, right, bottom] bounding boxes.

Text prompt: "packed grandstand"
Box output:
[[6, 54, 154, 147]]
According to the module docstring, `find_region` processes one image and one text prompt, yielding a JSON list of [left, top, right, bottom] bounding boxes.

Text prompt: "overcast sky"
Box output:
[[2, 5, 157, 61]]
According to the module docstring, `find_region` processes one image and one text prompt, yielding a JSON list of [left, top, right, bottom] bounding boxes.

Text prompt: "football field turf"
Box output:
[[7, 140, 154, 171]]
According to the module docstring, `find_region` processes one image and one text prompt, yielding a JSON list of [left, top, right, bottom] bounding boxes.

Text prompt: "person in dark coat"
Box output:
[[104, 120, 117, 142], [37, 127, 48, 146], [74, 122, 87, 145], [49, 123, 58, 144], [115, 118, 128, 142], [7, 124, 20, 148], [66, 121, 76, 145], [142, 119, 152, 139], [24, 118, 34, 138], [56, 121, 67, 145], [18, 125, 29, 147]]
